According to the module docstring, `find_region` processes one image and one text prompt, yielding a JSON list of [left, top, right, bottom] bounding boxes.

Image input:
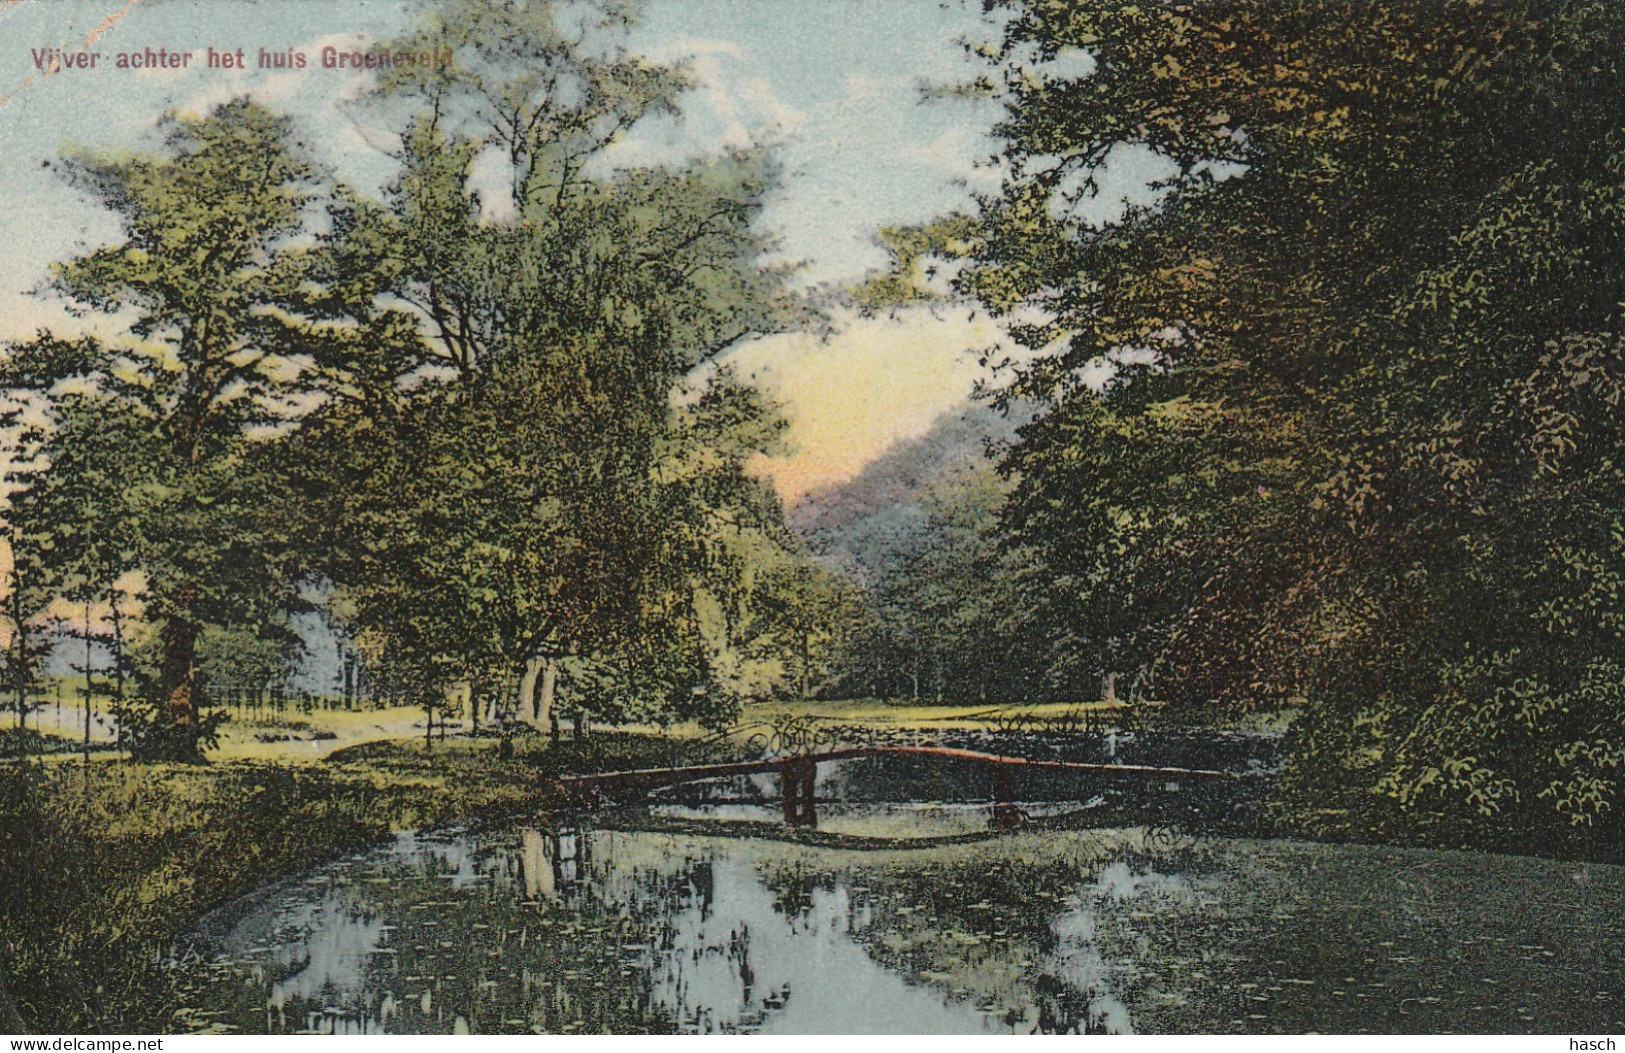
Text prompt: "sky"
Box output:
[[0, 0, 1038, 502]]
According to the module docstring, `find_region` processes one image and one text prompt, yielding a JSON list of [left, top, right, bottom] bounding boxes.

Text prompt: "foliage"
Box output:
[[288, 0, 809, 730], [0, 0, 816, 751], [0, 100, 333, 759], [837, 463, 1055, 703], [875, 0, 1625, 844]]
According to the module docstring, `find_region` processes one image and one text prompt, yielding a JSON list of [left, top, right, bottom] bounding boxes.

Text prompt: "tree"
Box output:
[[1, 100, 330, 759], [0, 529, 52, 756], [292, 0, 806, 734], [911, 0, 1625, 851], [0, 390, 52, 753], [828, 463, 1049, 705]]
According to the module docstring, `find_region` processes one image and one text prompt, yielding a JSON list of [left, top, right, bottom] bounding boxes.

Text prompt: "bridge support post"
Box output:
[[798, 758, 818, 827], [991, 762, 1022, 830], [781, 758, 799, 824]]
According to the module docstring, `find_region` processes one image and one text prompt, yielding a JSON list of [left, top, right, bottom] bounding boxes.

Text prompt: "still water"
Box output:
[[173, 793, 1625, 1034]]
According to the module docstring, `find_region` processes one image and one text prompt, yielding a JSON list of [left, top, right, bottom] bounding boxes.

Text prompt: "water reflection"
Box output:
[[176, 818, 1139, 1034], [173, 815, 1625, 1035]]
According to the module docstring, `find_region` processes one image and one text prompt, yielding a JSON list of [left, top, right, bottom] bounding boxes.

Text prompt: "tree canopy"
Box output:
[[2, 100, 331, 757], [852, 0, 1625, 853], [289, 0, 809, 734], [0, 0, 821, 754]]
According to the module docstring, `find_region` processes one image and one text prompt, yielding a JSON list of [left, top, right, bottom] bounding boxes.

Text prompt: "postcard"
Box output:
[[1, 0, 1621, 1039]]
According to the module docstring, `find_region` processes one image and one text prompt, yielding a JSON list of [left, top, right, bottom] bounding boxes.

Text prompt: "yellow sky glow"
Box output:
[[728, 307, 1005, 503]]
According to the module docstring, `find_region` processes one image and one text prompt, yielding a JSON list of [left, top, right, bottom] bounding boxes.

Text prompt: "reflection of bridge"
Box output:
[[555, 746, 1235, 830]]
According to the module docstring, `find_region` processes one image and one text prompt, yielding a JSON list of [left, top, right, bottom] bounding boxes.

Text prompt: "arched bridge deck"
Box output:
[[555, 745, 1236, 829]]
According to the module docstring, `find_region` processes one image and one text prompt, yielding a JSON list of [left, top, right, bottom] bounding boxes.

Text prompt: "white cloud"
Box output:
[[689, 52, 805, 151], [1042, 46, 1097, 82], [736, 75, 804, 141], [468, 148, 516, 223], [896, 124, 1001, 190], [598, 35, 806, 170]]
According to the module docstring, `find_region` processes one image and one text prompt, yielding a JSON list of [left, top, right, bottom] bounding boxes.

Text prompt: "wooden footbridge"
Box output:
[[555, 745, 1235, 829]]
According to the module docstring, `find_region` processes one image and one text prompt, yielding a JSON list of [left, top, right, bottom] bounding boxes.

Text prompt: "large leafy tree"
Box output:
[[294, 0, 805, 731], [925, 0, 1625, 852], [1, 100, 329, 758]]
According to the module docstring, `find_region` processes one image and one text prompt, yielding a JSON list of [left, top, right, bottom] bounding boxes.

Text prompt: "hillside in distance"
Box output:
[[788, 401, 1027, 583]]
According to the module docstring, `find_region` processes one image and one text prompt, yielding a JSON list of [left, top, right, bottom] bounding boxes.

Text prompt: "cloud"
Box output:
[[896, 125, 1002, 190], [674, 38, 801, 142], [595, 35, 806, 173], [688, 53, 805, 151], [173, 60, 305, 115], [468, 148, 516, 223], [0, 296, 104, 343], [171, 31, 378, 121], [735, 74, 804, 141]]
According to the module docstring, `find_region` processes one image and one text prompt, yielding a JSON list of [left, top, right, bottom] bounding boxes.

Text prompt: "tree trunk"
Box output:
[[158, 612, 200, 727], [110, 586, 125, 755], [536, 655, 559, 733], [341, 645, 355, 709], [516, 653, 544, 728], [83, 594, 93, 764], [9, 559, 28, 743], [516, 653, 562, 733], [799, 629, 810, 701]]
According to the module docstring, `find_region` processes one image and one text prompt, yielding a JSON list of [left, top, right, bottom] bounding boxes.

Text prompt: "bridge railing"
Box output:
[[554, 743, 1234, 801]]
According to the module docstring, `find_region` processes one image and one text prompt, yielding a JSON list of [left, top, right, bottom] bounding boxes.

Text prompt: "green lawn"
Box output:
[[744, 697, 1122, 730]]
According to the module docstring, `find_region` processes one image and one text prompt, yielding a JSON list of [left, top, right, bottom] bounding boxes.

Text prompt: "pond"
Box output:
[[171, 767, 1625, 1034]]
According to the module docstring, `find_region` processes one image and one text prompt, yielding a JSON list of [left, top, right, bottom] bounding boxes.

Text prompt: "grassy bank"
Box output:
[[0, 729, 725, 1033]]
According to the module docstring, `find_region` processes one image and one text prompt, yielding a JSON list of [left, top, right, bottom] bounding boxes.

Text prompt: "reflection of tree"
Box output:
[[748, 838, 1217, 1034], [768, 864, 828, 920], [179, 828, 690, 1033], [815, 854, 1067, 1029], [180, 824, 1222, 1035]]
